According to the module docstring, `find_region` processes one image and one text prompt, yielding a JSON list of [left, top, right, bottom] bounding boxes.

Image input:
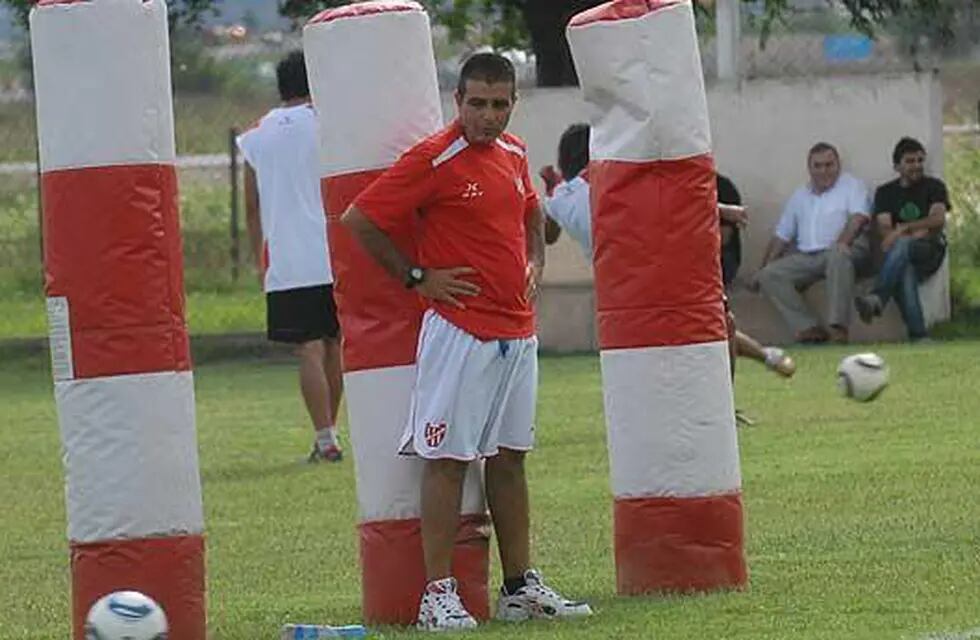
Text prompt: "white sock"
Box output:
[[762, 347, 784, 368], [315, 426, 338, 451]]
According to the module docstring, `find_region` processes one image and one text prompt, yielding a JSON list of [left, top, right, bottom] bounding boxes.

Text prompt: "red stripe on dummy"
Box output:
[[359, 514, 490, 625], [71, 534, 205, 640], [590, 155, 727, 349], [42, 164, 190, 378], [613, 494, 746, 594], [322, 174, 422, 372]]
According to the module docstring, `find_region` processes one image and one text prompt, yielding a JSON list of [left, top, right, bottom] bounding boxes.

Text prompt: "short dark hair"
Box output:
[[807, 141, 839, 161], [892, 136, 926, 165], [457, 52, 516, 97], [277, 50, 309, 101], [558, 123, 590, 179]]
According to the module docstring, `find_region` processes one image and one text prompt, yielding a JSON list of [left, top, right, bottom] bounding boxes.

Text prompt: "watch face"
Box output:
[[412, 268, 424, 281]]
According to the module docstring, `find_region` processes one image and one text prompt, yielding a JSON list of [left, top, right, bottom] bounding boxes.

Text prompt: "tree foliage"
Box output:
[[5, 0, 975, 84], [4, 0, 220, 30]]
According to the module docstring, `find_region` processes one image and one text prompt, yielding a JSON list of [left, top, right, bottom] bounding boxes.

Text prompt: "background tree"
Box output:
[[277, 0, 605, 85], [4, 0, 220, 30], [4, 0, 974, 85]]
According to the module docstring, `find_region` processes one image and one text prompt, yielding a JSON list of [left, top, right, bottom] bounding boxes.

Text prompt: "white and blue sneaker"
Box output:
[[495, 569, 593, 622], [416, 577, 478, 632]]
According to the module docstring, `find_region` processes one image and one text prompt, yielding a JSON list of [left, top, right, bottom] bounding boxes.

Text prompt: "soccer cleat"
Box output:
[[416, 577, 478, 632], [855, 294, 882, 324], [495, 569, 592, 622], [307, 443, 343, 463], [734, 409, 756, 427], [763, 347, 796, 378]]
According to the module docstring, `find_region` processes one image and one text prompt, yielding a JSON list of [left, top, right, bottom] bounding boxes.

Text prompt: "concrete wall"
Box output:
[[442, 72, 948, 351]]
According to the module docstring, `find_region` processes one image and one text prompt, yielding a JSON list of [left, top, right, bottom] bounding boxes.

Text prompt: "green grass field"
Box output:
[[1, 344, 979, 639]]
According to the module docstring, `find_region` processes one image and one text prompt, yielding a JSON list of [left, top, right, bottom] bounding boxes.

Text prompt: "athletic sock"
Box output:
[[315, 426, 338, 452], [503, 575, 527, 595]]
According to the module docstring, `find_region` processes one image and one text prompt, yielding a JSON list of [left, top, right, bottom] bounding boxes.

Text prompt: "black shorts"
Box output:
[[266, 284, 340, 344]]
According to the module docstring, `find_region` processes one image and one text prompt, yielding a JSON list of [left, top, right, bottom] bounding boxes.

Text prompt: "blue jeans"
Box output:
[[873, 236, 926, 339]]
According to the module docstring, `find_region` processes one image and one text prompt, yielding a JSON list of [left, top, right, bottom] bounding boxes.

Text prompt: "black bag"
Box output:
[[909, 235, 946, 281]]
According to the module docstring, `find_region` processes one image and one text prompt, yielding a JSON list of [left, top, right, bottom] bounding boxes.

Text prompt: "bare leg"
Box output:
[[296, 339, 331, 430], [734, 330, 766, 364], [486, 448, 531, 580], [322, 337, 344, 427], [735, 330, 796, 378], [421, 458, 468, 580], [725, 305, 737, 381]]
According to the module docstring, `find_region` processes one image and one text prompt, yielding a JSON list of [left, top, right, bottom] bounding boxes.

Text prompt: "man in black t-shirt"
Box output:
[[855, 137, 950, 341]]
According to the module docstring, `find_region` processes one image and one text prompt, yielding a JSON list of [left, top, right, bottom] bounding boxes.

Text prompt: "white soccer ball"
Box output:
[[837, 352, 889, 402], [85, 591, 168, 640]]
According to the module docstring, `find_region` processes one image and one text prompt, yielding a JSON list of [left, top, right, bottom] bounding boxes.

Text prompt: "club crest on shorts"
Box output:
[[424, 421, 448, 448]]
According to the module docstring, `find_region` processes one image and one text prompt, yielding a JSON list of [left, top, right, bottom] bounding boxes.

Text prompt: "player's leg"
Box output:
[[322, 337, 343, 429], [735, 330, 796, 378], [296, 339, 340, 462], [404, 312, 496, 631], [306, 285, 343, 461], [321, 286, 344, 429], [488, 338, 592, 622], [486, 448, 530, 581], [421, 458, 469, 581], [725, 297, 737, 381], [267, 286, 339, 461], [415, 457, 477, 631]]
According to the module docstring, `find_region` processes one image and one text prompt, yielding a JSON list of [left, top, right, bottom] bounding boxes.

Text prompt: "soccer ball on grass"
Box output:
[[837, 352, 889, 402], [85, 591, 167, 640]]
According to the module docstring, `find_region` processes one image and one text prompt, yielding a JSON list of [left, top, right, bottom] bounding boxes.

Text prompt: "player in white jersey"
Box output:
[[238, 51, 343, 462], [541, 124, 795, 406]]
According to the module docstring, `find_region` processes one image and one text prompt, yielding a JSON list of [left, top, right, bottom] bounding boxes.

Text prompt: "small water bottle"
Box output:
[[280, 623, 367, 639]]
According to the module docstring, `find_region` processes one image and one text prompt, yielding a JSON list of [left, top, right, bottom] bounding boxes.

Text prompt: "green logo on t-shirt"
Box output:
[[898, 201, 922, 222]]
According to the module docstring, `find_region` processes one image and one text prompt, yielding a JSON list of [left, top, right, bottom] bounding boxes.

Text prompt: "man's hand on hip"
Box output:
[[416, 267, 481, 309], [525, 262, 543, 303]]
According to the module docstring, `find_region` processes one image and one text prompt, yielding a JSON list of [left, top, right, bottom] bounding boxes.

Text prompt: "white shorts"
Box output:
[[399, 311, 538, 460]]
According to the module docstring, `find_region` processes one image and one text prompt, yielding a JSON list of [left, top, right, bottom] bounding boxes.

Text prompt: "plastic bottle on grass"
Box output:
[[280, 623, 367, 639]]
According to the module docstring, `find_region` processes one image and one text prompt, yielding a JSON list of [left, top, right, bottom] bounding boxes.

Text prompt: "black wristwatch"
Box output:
[[405, 266, 426, 289]]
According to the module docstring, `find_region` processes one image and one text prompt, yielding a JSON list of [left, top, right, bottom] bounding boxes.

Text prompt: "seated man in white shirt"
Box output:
[[750, 142, 871, 344]]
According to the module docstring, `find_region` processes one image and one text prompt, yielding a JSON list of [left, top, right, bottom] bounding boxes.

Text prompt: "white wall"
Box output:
[[442, 72, 947, 348]]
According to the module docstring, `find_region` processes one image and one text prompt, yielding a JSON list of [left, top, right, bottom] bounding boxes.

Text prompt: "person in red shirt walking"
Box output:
[[342, 53, 591, 632]]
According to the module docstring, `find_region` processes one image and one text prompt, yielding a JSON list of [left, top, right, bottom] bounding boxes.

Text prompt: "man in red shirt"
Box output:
[[343, 53, 591, 632]]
